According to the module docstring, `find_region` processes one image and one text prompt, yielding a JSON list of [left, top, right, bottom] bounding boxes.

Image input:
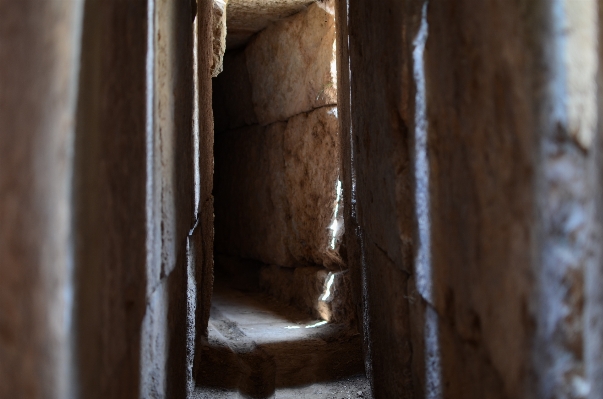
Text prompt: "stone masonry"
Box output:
[[214, 0, 342, 271]]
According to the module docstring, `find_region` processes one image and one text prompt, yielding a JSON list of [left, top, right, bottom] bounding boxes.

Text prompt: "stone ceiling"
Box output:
[[226, 0, 314, 50]]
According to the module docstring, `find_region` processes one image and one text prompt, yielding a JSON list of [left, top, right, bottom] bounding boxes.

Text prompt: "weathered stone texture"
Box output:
[[245, 0, 337, 125], [75, 0, 196, 397], [214, 106, 341, 269], [73, 1, 149, 398], [334, 0, 365, 343], [211, 0, 228, 77], [214, 255, 354, 324], [343, 0, 419, 397], [345, 0, 538, 396], [214, 0, 337, 132], [283, 107, 342, 268], [144, 0, 197, 397], [226, 0, 313, 49], [0, 1, 81, 397], [215, 122, 290, 265]]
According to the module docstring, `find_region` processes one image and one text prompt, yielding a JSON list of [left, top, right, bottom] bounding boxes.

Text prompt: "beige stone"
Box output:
[[245, 1, 337, 125], [214, 106, 342, 269], [226, 0, 314, 49], [211, 0, 228, 77], [259, 265, 354, 323]]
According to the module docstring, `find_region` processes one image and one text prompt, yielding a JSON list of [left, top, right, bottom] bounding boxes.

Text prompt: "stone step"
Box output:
[[195, 284, 364, 398]]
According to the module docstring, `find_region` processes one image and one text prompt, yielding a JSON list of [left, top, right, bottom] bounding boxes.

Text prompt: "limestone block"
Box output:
[[245, 1, 337, 125], [259, 265, 355, 323], [226, 0, 314, 49], [214, 123, 291, 266], [211, 0, 228, 77], [213, 50, 258, 133], [214, 106, 342, 269]]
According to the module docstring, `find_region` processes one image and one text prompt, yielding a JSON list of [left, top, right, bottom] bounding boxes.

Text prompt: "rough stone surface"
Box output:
[[225, 0, 313, 50], [585, 5, 603, 397], [334, 0, 365, 344], [419, 3, 539, 398], [215, 255, 354, 324], [0, 0, 197, 397], [214, 106, 342, 270], [73, 1, 148, 398], [193, 374, 372, 399], [213, 49, 258, 133], [195, 0, 217, 372], [245, 1, 337, 125], [10, 1, 603, 398], [195, 282, 364, 397], [214, 122, 290, 265]]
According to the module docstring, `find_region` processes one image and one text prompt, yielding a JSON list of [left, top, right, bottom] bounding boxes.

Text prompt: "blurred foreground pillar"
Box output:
[[0, 0, 83, 398]]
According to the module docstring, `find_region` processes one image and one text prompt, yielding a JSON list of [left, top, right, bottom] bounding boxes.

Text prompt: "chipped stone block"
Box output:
[[214, 106, 342, 269], [260, 265, 328, 319], [245, 0, 337, 125], [211, 0, 228, 77], [213, 50, 258, 133]]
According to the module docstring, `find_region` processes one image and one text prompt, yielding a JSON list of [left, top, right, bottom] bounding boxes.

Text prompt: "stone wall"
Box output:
[[417, 2, 539, 397], [226, 0, 313, 49], [73, 1, 148, 396], [586, 3, 603, 395], [244, 0, 337, 125], [0, 1, 82, 397], [340, 0, 603, 398], [4, 0, 603, 397], [74, 0, 196, 398], [213, 0, 342, 271]]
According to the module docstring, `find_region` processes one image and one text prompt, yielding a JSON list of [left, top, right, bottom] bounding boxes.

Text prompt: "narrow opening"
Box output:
[[195, 0, 364, 396]]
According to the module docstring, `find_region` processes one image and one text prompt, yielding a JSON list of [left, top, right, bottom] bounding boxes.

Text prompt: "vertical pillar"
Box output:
[[0, 1, 83, 397], [73, 1, 148, 397]]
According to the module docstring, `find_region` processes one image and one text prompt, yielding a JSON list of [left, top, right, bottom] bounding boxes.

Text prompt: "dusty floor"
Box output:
[[194, 278, 366, 398], [192, 374, 373, 398]]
